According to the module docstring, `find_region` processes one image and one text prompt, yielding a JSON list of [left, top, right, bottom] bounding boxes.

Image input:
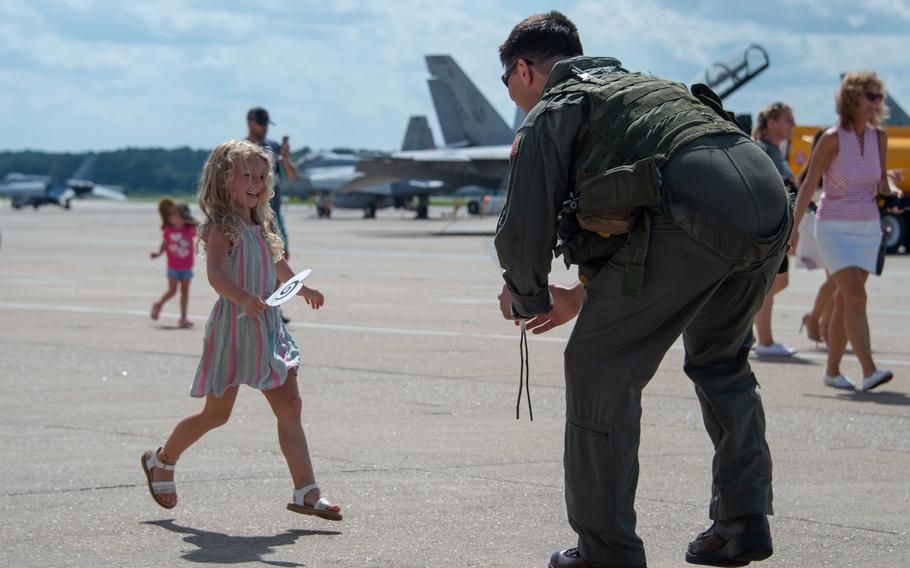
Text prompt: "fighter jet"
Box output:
[[337, 55, 514, 197], [0, 155, 125, 210], [281, 115, 444, 218]]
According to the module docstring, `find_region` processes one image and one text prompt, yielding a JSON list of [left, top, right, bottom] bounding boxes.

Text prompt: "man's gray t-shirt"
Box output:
[[257, 139, 283, 214]]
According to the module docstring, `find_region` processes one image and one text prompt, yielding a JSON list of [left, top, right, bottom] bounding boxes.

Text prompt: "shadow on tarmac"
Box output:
[[804, 390, 910, 406], [752, 355, 817, 365], [353, 230, 496, 238], [142, 519, 341, 566]]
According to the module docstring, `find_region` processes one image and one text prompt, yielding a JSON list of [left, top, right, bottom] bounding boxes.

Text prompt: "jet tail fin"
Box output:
[[401, 116, 436, 151], [885, 92, 910, 126], [429, 79, 470, 146], [425, 55, 512, 146], [69, 155, 97, 182]]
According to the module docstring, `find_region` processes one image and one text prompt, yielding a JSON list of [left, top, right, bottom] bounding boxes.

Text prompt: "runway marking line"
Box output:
[[2, 302, 908, 367]]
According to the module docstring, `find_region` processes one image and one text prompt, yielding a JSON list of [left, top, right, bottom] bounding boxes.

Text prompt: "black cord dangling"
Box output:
[[516, 321, 533, 421]]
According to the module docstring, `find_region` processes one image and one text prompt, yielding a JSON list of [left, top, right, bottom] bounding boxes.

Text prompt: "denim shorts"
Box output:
[[167, 268, 193, 280]]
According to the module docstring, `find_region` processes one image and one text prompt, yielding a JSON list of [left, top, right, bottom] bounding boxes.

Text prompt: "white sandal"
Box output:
[[286, 483, 342, 521], [141, 446, 177, 509]]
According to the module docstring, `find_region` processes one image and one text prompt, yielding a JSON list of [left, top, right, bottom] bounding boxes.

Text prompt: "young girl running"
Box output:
[[150, 198, 198, 328], [141, 140, 342, 521]]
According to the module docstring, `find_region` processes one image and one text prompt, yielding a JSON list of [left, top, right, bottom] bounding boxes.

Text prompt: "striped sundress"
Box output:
[[191, 223, 300, 398], [814, 123, 883, 274]]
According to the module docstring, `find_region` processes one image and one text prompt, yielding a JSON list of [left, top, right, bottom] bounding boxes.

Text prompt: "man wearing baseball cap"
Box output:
[[246, 106, 300, 324], [245, 106, 299, 256]]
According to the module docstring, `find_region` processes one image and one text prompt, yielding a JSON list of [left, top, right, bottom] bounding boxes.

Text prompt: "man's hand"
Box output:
[[497, 283, 513, 320], [525, 283, 585, 335], [279, 138, 291, 161]]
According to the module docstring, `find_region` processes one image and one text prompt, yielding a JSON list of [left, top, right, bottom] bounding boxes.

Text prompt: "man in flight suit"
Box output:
[[494, 11, 790, 568]]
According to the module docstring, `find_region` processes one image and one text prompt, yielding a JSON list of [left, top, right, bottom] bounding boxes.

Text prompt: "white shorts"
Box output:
[[814, 218, 881, 275]]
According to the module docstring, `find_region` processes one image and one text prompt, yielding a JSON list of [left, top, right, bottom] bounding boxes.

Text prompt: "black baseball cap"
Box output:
[[247, 106, 275, 127]]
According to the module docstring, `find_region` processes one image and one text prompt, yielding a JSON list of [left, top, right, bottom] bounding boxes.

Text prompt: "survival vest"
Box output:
[[540, 57, 778, 295]]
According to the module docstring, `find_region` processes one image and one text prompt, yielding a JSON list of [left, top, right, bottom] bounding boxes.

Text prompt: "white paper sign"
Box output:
[[266, 268, 312, 307]]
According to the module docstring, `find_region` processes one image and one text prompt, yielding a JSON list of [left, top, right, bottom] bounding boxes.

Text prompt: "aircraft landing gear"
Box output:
[[316, 194, 333, 218], [363, 203, 377, 219], [414, 196, 429, 220]]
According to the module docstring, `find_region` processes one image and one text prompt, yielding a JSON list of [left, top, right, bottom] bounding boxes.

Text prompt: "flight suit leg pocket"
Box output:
[[565, 414, 616, 533]]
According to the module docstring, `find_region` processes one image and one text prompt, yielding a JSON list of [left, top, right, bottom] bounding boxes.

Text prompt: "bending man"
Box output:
[[494, 11, 790, 568]]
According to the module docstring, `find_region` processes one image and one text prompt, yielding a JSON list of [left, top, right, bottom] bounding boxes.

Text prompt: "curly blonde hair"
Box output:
[[197, 140, 285, 260], [836, 70, 889, 128]]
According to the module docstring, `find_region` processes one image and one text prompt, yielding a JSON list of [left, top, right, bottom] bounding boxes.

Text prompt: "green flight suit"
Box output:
[[494, 56, 790, 567]]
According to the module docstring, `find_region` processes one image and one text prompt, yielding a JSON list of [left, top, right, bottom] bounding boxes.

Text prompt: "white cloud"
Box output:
[[1, 0, 908, 153], [570, 0, 909, 127], [847, 14, 868, 26]]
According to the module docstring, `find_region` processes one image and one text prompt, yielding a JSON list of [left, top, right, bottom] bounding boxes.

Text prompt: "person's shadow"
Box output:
[[804, 390, 910, 407], [142, 519, 341, 566]]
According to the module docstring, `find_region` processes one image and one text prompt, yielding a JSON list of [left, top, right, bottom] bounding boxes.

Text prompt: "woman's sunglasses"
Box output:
[[865, 92, 884, 102]]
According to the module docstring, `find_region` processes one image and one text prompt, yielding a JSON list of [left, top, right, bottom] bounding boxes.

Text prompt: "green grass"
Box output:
[[126, 193, 197, 203]]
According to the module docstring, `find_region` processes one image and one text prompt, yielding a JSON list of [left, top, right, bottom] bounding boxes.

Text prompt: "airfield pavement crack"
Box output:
[[3, 451, 900, 538], [0, 420, 155, 440]]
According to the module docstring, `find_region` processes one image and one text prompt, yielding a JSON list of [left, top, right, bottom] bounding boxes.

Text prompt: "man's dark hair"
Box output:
[[499, 11, 583, 68]]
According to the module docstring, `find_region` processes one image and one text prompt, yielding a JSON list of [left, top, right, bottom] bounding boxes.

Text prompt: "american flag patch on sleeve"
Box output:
[[510, 133, 523, 159]]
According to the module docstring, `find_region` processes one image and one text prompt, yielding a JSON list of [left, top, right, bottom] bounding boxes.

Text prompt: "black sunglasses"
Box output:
[[865, 92, 884, 102], [501, 59, 534, 87]]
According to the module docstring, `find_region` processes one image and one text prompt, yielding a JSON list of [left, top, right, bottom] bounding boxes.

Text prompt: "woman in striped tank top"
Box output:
[[140, 140, 342, 521], [792, 71, 901, 392]]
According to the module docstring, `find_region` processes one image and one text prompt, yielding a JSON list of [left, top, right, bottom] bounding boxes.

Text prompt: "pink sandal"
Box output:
[[150, 302, 162, 321]]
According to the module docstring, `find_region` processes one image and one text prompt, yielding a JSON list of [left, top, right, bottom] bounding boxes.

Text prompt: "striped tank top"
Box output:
[[816, 124, 881, 222], [191, 222, 300, 398]]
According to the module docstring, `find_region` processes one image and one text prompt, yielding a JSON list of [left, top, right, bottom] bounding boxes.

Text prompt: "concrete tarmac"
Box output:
[[0, 201, 907, 568]]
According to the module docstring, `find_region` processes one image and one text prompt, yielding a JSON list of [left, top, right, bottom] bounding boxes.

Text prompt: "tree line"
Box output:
[[0, 146, 311, 195]]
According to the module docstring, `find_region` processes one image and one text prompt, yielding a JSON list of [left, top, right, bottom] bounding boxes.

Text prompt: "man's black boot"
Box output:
[[685, 513, 772, 566], [548, 547, 646, 568], [549, 548, 593, 568]]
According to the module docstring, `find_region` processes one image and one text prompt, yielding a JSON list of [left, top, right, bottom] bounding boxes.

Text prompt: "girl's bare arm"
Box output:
[[150, 237, 167, 258], [206, 228, 256, 306], [275, 258, 296, 282]]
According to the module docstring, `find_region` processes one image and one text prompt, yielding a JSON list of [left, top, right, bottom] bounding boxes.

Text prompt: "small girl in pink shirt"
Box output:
[[150, 197, 198, 327]]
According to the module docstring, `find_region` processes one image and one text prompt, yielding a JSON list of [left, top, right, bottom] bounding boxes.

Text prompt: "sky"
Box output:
[[3, 0, 910, 153]]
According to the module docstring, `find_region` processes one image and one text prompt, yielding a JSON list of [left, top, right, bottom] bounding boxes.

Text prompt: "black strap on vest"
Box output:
[[621, 208, 651, 296]]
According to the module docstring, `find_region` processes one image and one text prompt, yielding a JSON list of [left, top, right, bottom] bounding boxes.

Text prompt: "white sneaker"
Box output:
[[823, 374, 854, 389], [755, 343, 797, 357], [859, 369, 893, 392]]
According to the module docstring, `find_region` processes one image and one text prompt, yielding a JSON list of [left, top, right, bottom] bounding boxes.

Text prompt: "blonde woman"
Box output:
[[791, 71, 901, 391]]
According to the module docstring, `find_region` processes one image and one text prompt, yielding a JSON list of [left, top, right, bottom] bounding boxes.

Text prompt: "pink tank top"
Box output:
[[816, 124, 881, 222]]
